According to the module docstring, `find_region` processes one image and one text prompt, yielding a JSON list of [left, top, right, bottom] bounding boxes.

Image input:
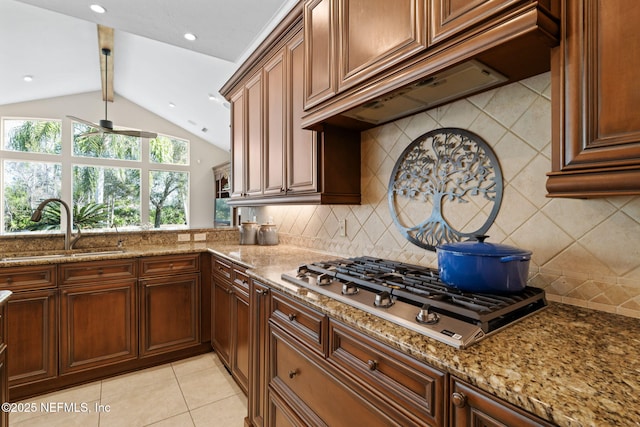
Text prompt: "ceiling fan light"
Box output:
[[90, 4, 106, 13], [184, 33, 197, 41], [23, 75, 33, 82], [169, 102, 176, 108]]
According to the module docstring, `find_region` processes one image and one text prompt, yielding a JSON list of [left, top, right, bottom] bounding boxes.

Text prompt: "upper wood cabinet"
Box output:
[[304, 0, 337, 108], [546, 0, 640, 197], [222, 6, 361, 206], [302, 0, 559, 131], [305, 0, 427, 107], [430, 0, 528, 45]]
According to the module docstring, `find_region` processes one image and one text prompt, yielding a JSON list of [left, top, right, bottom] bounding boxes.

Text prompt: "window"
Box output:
[[0, 117, 191, 234], [3, 161, 61, 232], [3, 118, 61, 154], [73, 165, 141, 228]]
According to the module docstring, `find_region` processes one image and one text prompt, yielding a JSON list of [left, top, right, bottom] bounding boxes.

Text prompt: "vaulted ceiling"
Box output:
[[0, 0, 298, 150]]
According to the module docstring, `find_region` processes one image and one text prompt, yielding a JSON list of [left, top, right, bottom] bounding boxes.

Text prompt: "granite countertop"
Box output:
[[209, 244, 640, 427], [1, 243, 638, 426]]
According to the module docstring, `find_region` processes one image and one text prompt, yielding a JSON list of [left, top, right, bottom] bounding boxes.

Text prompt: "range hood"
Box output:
[[341, 60, 506, 125]]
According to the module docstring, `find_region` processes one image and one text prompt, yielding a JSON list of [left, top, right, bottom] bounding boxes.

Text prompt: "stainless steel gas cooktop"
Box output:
[[281, 256, 546, 348]]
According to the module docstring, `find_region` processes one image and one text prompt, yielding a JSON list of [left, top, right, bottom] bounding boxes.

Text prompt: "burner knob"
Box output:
[[416, 305, 440, 325], [374, 291, 394, 308], [317, 273, 332, 286], [341, 283, 359, 295]]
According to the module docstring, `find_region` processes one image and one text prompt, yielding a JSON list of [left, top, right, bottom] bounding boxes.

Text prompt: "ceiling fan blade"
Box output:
[[111, 129, 158, 138]]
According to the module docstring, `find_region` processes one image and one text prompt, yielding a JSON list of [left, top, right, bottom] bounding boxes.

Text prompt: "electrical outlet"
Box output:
[[339, 219, 346, 237], [178, 233, 191, 242], [194, 233, 206, 241]]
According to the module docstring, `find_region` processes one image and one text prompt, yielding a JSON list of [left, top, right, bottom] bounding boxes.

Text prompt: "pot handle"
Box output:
[[500, 255, 531, 263]]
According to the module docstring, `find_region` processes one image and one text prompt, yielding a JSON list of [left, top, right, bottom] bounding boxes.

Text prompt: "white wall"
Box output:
[[0, 91, 230, 227]]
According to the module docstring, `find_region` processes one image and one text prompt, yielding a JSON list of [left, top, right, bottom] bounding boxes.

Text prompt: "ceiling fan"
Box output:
[[68, 47, 158, 139]]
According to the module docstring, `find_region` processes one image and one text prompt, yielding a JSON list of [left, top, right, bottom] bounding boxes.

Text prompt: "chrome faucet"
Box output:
[[30, 198, 81, 250]]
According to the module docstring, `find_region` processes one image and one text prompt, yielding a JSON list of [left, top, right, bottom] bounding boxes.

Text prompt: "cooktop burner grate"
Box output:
[[293, 256, 546, 334]]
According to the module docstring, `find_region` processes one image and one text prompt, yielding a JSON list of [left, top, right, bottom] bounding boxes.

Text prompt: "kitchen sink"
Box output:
[[1, 249, 126, 262]]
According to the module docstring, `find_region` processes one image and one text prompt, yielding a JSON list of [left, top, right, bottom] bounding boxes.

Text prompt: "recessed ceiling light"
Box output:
[[90, 4, 106, 13], [23, 75, 33, 82], [184, 33, 197, 41], [169, 102, 176, 108]]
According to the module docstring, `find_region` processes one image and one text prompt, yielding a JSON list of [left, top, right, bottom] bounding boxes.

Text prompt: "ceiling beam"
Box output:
[[97, 25, 114, 102]]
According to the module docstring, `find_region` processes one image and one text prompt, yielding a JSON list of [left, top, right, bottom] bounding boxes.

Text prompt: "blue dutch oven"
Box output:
[[437, 236, 532, 293]]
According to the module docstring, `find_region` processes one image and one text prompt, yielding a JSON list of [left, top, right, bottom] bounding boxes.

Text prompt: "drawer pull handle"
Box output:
[[367, 359, 378, 371], [97, 268, 103, 275], [255, 289, 269, 296], [288, 313, 297, 321], [452, 392, 467, 408], [288, 369, 299, 379], [6, 277, 12, 284]]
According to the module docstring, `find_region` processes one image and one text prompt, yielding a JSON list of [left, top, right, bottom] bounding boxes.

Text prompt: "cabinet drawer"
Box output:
[[0, 265, 55, 291], [212, 256, 233, 282], [270, 291, 327, 356], [233, 268, 250, 292], [139, 253, 200, 277], [59, 260, 136, 286], [269, 325, 395, 427], [328, 320, 446, 427]]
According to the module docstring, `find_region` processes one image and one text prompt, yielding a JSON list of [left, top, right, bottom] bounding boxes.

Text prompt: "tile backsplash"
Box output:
[[250, 72, 640, 319]]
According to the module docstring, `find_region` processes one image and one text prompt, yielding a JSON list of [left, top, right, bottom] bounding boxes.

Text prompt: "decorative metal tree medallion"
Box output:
[[388, 127, 503, 251]]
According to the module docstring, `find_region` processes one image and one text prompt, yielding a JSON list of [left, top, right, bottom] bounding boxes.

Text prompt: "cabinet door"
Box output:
[[230, 87, 246, 198], [450, 377, 554, 427], [304, 0, 337, 108], [211, 276, 232, 367], [430, 0, 520, 45], [264, 49, 287, 195], [231, 283, 250, 394], [246, 72, 264, 197], [7, 289, 57, 386], [338, 0, 427, 91], [547, 0, 640, 197], [59, 280, 137, 374], [139, 273, 200, 356], [288, 30, 318, 193]]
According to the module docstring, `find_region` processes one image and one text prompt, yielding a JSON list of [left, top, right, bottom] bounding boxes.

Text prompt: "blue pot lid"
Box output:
[[437, 239, 531, 257]]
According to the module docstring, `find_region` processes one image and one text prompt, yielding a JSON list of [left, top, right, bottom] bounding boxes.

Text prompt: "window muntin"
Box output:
[[3, 160, 62, 232], [2, 118, 62, 154], [150, 135, 189, 165], [72, 123, 141, 160], [149, 170, 189, 227]]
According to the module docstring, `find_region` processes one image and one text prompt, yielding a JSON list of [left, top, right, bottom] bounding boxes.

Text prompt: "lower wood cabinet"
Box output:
[[139, 273, 200, 356], [210, 255, 250, 393], [449, 377, 554, 427], [269, 324, 398, 427], [59, 279, 138, 374], [6, 289, 57, 386], [3, 253, 208, 401], [241, 284, 554, 427], [0, 294, 10, 427]]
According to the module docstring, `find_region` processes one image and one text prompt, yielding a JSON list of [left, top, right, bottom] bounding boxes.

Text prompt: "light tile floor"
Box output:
[[9, 352, 247, 427]]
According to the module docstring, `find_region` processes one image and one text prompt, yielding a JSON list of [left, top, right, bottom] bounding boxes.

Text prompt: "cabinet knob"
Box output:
[[280, 187, 286, 193], [452, 392, 467, 408], [288, 313, 297, 322], [5, 277, 12, 284], [255, 289, 269, 296], [288, 369, 299, 379], [227, 288, 234, 295], [97, 268, 103, 275], [367, 359, 378, 371]]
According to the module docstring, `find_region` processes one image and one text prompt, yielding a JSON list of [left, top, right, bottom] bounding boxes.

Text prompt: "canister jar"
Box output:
[[257, 223, 278, 245], [239, 221, 258, 245]]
